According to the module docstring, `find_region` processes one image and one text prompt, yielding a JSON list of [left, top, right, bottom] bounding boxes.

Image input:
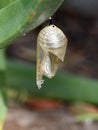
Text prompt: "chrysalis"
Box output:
[[36, 19, 68, 89]]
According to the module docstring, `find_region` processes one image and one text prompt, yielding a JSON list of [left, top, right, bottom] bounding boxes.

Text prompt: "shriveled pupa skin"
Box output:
[[36, 24, 68, 89]]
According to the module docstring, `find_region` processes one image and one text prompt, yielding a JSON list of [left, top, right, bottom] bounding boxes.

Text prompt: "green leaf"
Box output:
[[0, 49, 7, 130], [0, 94, 7, 130], [76, 113, 98, 122], [6, 59, 98, 104], [0, 0, 64, 48], [0, 49, 6, 71], [0, 91, 7, 127]]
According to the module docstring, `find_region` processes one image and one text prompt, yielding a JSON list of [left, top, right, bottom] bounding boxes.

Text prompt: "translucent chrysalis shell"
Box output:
[[36, 24, 68, 89]]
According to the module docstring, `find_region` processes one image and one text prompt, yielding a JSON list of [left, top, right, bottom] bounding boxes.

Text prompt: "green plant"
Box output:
[[0, 49, 7, 130]]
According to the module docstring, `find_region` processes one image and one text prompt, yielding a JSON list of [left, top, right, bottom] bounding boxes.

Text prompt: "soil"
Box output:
[[4, 105, 98, 130]]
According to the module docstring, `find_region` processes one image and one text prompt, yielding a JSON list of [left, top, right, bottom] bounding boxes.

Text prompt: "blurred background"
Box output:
[[3, 0, 98, 130]]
